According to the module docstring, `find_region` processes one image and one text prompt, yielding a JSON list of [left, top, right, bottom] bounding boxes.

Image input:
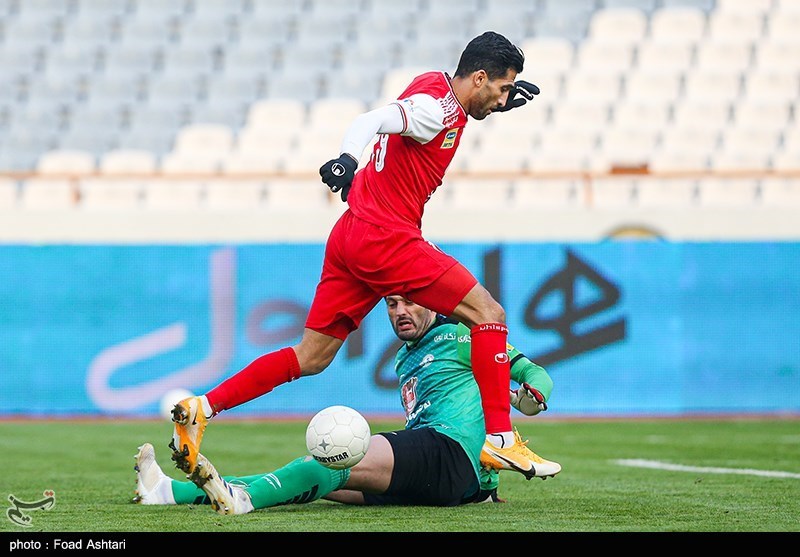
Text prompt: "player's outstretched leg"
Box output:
[[169, 396, 211, 474], [480, 428, 562, 480], [188, 453, 254, 515], [133, 443, 175, 505]]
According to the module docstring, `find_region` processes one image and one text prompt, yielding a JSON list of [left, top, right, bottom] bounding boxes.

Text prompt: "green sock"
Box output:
[[244, 456, 350, 510], [170, 480, 207, 505], [169, 474, 266, 505], [168, 457, 350, 509]]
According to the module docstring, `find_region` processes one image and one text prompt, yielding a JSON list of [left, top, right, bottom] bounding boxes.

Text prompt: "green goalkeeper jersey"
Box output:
[[394, 315, 553, 485]]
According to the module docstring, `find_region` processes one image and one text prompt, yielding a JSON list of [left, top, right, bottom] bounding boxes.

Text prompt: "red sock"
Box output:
[[470, 323, 512, 435], [206, 347, 301, 414]]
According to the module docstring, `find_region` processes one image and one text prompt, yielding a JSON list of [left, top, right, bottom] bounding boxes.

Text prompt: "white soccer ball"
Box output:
[[158, 388, 194, 421], [305, 405, 371, 470]]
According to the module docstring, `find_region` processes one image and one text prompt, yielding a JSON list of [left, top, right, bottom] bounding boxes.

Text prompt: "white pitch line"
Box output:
[[614, 459, 800, 479]]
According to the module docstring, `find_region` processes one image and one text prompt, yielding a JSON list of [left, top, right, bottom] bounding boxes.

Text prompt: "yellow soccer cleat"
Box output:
[[189, 453, 254, 516], [168, 396, 209, 474], [480, 428, 562, 480]]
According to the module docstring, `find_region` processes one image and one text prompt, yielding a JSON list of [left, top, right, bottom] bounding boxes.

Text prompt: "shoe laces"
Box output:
[[512, 428, 545, 463]]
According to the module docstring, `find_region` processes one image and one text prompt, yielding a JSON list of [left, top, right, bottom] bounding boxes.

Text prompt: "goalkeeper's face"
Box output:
[[385, 295, 436, 342]]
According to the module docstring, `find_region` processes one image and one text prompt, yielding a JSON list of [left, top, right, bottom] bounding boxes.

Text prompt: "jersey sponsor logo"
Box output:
[[433, 332, 456, 342], [421, 353, 435, 367], [440, 129, 458, 149], [458, 334, 471, 343], [494, 352, 510, 364], [407, 399, 431, 422]]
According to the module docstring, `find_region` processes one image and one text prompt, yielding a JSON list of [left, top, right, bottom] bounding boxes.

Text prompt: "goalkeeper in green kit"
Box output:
[[132, 296, 559, 514]]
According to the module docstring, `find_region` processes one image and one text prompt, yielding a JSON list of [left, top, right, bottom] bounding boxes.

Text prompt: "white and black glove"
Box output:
[[492, 80, 540, 112], [510, 382, 547, 416], [319, 153, 358, 202]]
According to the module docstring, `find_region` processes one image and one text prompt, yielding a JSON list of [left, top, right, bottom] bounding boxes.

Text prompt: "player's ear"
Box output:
[[473, 69, 487, 87]]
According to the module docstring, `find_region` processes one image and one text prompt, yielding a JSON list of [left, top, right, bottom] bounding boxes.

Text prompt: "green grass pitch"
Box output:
[[1, 417, 798, 537]]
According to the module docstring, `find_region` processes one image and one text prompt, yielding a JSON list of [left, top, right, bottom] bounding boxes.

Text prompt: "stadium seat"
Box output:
[[170, 123, 234, 156], [563, 71, 623, 104], [744, 68, 800, 103], [461, 150, 529, 175], [597, 128, 661, 168], [648, 7, 708, 43], [721, 123, 782, 153], [731, 101, 791, 134], [635, 39, 695, 74], [624, 70, 683, 105], [20, 178, 79, 210], [772, 152, 800, 173], [79, 178, 143, 210], [143, 180, 204, 210], [612, 100, 671, 132], [707, 11, 766, 42], [574, 39, 635, 73], [649, 150, 710, 173], [0, 178, 18, 209], [264, 180, 332, 210], [204, 180, 266, 210], [220, 149, 284, 176], [697, 178, 759, 207], [709, 149, 772, 173], [590, 177, 639, 208], [519, 37, 575, 74], [307, 98, 367, 133], [550, 100, 612, 134], [755, 40, 800, 73], [760, 177, 800, 206], [766, 10, 800, 42], [99, 149, 158, 175], [586, 8, 649, 45], [672, 100, 732, 131], [661, 126, 721, 154], [636, 178, 698, 208], [715, 0, 772, 15], [694, 39, 755, 74], [36, 149, 96, 175], [512, 179, 581, 209], [683, 69, 743, 103], [447, 179, 513, 211]]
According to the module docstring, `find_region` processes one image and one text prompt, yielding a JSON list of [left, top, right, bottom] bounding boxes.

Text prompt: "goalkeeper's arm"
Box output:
[[509, 351, 553, 416]]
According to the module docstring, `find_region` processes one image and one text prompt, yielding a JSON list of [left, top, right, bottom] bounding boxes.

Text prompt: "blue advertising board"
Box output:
[[1, 242, 798, 417]]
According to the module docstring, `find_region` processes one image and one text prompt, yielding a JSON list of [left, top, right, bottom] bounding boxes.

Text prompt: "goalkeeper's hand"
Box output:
[[319, 153, 359, 202], [510, 382, 547, 416], [492, 80, 540, 112]]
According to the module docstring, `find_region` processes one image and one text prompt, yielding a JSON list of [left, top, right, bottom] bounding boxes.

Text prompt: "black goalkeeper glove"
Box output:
[[492, 80, 540, 112], [319, 153, 359, 202]]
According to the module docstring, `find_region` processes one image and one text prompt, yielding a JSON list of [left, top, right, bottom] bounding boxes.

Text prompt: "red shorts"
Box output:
[[305, 210, 478, 339]]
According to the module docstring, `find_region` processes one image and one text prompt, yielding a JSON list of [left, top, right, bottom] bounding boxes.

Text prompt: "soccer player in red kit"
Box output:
[[170, 31, 550, 479]]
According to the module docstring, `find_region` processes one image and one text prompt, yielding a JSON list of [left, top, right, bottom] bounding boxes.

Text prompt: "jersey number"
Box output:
[[374, 134, 389, 172]]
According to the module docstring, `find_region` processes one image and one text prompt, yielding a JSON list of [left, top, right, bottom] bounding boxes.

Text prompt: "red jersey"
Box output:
[[347, 71, 468, 232]]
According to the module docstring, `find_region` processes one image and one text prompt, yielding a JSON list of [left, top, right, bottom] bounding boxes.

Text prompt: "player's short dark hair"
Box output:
[[454, 31, 525, 80]]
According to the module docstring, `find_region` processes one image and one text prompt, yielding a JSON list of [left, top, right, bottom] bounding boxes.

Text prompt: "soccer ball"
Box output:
[[158, 388, 194, 421], [305, 405, 371, 470]]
